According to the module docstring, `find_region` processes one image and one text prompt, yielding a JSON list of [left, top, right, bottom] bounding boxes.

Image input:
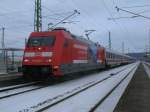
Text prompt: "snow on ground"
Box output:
[[43, 63, 139, 112], [0, 63, 137, 112], [94, 63, 139, 112]]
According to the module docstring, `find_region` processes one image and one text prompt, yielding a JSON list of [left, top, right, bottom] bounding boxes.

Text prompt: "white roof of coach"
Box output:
[[106, 49, 133, 59]]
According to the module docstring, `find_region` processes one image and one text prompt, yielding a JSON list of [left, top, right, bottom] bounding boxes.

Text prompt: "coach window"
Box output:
[[108, 53, 110, 58], [109, 53, 111, 58], [117, 55, 118, 59], [64, 39, 69, 47], [106, 52, 109, 58]]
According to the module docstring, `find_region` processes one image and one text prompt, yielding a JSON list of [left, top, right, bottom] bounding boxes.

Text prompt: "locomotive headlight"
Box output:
[[42, 52, 53, 57], [48, 59, 52, 62], [38, 47, 42, 50], [24, 59, 29, 62], [53, 66, 59, 71], [45, 59, 52, 63]]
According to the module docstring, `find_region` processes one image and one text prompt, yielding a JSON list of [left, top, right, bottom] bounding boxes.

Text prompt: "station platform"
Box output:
[[0, 72, 22, 81], [114, 63, 150, 112]]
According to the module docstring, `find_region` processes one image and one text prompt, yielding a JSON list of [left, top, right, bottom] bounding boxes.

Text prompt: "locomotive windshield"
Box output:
[[27, 36, 55, 47]]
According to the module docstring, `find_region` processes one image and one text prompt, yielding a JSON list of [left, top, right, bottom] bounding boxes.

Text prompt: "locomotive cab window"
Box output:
[[27, 36, 55, 47]]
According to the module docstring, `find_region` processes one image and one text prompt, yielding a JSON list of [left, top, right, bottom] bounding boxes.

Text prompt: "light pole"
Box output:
[[108, 31, 112, 50], [0, 27, 5, 50], [0, 27, 6, 72], [0, 27, 5, 57], [122, 42, 125, 54]]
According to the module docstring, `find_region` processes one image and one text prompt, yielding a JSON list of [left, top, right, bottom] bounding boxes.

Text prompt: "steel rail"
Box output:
[[0, 82, 47, 100], [88, 65, 137, 112], [0, 82, 39, 92]]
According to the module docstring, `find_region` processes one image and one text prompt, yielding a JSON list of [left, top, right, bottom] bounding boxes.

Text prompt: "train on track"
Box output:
[[22, 28, 134, 79]]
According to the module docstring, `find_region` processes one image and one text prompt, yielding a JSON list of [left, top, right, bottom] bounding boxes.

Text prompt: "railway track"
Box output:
[[17, 63, 138, 112], [88, 64, 137, 112], [0, 82, 45, 99], [0, 66, 127, 101], [143, 62, 150, 66]]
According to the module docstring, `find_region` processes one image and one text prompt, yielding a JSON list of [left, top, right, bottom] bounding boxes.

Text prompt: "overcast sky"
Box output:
[[0, 0, 150, 53]]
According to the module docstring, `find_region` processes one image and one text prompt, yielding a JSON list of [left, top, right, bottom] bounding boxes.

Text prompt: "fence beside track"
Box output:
[[0, 48, 23, 81], [0, 48, 23, 74]]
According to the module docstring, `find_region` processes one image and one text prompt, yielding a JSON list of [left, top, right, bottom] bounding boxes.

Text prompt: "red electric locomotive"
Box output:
[[22, 28, 106, 79]]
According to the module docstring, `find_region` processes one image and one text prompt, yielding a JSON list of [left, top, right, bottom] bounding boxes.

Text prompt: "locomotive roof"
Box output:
[[71, 34, 94, 45], [50, 27, 103, 47]]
